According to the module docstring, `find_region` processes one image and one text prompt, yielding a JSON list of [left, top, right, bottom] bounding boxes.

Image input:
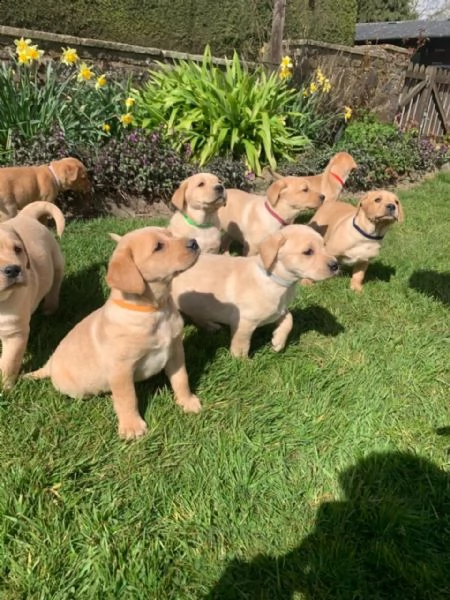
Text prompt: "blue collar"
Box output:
[[352, 217, 384, 241], [258, 264, 296, 288]]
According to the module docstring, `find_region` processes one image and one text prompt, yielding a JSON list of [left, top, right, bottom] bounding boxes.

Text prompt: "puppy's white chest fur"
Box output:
[[340, 240, 381, 265], [133, 310, 182, 381]]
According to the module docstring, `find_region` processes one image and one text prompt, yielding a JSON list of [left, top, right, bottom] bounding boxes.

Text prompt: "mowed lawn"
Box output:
[[0, 174, 449, 599]]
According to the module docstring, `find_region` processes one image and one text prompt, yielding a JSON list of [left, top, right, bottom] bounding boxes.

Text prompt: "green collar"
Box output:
[[182, 213, 215, 228]]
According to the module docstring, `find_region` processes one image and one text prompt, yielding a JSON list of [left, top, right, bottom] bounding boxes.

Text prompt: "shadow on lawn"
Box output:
[[26, 262, 106, 369], [409, 270, 450, 306], [205, 451, 450, 600]]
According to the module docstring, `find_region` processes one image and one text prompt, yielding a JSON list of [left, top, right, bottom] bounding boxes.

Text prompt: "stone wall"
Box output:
[[0, 25, 233, 85], [285, 39, 411, 122]]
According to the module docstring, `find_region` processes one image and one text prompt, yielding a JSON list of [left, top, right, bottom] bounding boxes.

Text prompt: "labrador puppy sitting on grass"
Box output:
[[308, 190, 404, 292], [0, 201, 65, 389], [172, 224, 339, 358], [0, 157, 91, 221], [218, 177, 324, 256], [168, 173, 226, 253], [26, 227, 201, 440]]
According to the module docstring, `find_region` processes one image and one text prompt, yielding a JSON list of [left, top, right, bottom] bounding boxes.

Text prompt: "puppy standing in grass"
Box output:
[[27, 227, 202, 440], [168, 173, 226, 253], [218, 177, 324, 256], [0, 201, 65, 388], [172, 225, 339, 357], [308, 190, 404, 292], [0, 157, 91, 221]]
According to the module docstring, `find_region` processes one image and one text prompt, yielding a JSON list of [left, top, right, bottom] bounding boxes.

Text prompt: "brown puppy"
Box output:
[[168, 173, 226, 254], [308, 190, 404, 292], [218, 177, 324, 255], [26, 228, 201, 440], [172, 224, 339, 357], [0, 201, 65, 388], [302, 152, 357, 203], [0, 157, 91, 220]]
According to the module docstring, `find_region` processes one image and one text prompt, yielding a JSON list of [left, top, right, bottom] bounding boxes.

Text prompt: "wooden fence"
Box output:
[[397, 63, 450, 137]]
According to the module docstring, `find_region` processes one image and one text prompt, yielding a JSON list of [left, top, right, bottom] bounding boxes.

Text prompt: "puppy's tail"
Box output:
[[23, 363, 51, 380], [19, 201, 65, 238]]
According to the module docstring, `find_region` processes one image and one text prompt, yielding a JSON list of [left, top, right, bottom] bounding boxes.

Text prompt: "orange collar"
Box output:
[[112, 298, 161, 312]]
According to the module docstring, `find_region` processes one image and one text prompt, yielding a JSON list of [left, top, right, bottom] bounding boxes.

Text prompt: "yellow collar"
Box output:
[[112, 298, 161, 313]]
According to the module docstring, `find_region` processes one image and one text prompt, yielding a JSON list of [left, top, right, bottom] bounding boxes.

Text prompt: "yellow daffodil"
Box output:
[[77, 63, 94, 82], [279, 67, 292, 80], [17, 50, 32, 65], [14, 37, 32, 53], [125, 97, 135, 109], [280, 55, 293, 70], [102, 123, 111, 133], [309, 81, 318, 94], [344, 106, 352, 122], [322, 80, 331, 93], [96, 74, 107, 89], [120, 113, 134, 127], [61, 47, 79, 66], [27, 45, 44, 61], [302, 88, 309, 97]]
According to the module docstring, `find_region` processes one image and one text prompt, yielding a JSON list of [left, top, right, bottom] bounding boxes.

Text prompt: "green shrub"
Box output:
[[278, 115, 449, 190], [135, 47, 310, 175], [10, 127, 253, 213]]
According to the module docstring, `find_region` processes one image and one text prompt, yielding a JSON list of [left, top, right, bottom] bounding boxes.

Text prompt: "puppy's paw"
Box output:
[[177, 394, 202, 414], [350, 283, 364, 293], [118, 417, 148, 440], [300, 278, 315, 286], [271, 335, 287, 353]]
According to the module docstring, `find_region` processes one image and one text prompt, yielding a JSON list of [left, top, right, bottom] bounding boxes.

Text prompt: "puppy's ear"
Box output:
[[267, 179, 287, 207], [171, 180, 189, 211], [259, 231, 286, 271], [108, 233, 122, 243], [106, 246, 145, 294], [396, 198, 405, 223]]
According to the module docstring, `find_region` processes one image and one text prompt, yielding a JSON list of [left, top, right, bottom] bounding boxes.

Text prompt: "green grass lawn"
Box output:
[[0, 174, 449, 599]]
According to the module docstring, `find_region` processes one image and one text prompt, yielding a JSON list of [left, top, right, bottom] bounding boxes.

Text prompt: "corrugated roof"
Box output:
[[355, 19, 450, 41]]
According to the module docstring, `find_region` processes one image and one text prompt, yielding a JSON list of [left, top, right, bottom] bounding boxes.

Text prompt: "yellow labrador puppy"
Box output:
[[218, 177, 324, 255], [302, 151, 357, 202], [172, 224, 339, 357], [0, 157, 91, 221], [168, 173, 226, 253], [0, 201, 65, 388], [309, 190, 404, 292], [26, 228, 201, 440]]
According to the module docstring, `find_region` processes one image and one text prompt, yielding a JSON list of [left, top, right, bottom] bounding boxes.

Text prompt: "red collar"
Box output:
[[264, 201, 288, 227], [330, 171, 345, 187]]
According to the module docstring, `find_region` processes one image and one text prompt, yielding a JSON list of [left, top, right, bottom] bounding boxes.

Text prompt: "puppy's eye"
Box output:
[[395, 199, 399, 205], [302, 187, 309, 192], [303, 248, 314, 256], [154, 241, 164, 252], [14, 245, 22, 255], [374, 197, 382, 203], [198, 182, 205, 187]]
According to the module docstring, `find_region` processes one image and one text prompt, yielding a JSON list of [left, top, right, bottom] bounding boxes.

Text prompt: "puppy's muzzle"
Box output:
[[328, 259, 339, 274], [386, 203, 397, 217], [3, 264, 22, 279], [214, 184, 227, 205], [186, 239, 199, 252]]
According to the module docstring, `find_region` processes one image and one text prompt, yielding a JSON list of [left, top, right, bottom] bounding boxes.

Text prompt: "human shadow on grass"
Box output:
[[205, 451, 450, 600], [409, 270, 450, 306], [25, 262, 107, 370]]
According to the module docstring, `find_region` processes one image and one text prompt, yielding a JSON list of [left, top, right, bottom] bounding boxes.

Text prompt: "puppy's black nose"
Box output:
[[319, 194, 325, 202], [186, 239, 199, 252], [328, 260, 339, 273], [3, 264, 21, 279], [386, 203, 396, 212], [214, 184, 225, 194]]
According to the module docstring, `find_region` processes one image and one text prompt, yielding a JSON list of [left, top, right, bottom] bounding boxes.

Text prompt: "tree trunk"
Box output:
[[267, 0, 287, 70]]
